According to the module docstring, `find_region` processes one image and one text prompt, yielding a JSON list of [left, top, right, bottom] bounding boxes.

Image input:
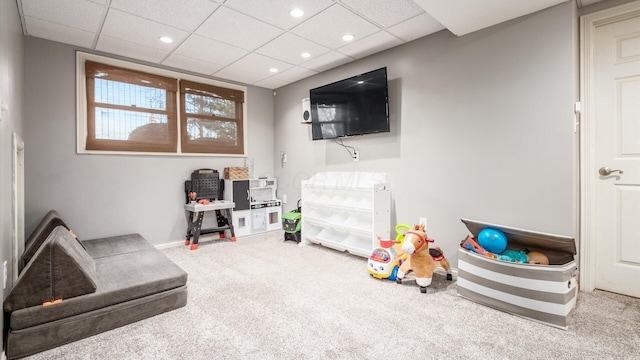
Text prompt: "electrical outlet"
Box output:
[[282, 194, 287, 203], [419, 217, 427, 229], [353, 150, 359, 162]]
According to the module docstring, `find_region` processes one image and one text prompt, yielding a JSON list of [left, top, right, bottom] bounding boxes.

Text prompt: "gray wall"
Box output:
[[273, 2, 576, 266], [23, 38, 275, 245], [1, 0, 25, 345], [21, 1, 577, 265]]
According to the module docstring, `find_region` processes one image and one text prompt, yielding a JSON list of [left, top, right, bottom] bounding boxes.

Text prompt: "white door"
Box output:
[[592, 11, 640, 298]]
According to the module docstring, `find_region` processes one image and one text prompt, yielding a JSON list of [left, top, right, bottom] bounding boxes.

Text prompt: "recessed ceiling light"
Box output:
[[160, 36, 173, 43], [357, 81, 364, 84], [270, 68, 279, 73], [301, 52, 311, 58], [289, 8, 304, 18], [342, 34, 355, 42]]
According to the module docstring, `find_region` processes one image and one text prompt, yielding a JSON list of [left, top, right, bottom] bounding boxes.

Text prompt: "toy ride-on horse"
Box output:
[[396, 224, 453, 293]]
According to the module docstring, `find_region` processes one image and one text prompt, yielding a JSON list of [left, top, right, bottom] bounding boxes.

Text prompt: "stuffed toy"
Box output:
[[396, 224, 453, 293]]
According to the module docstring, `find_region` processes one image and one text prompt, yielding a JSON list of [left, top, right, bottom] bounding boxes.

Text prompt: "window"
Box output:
[[180, 80, 244, 154], [78, 53, 247, 156], [85, 61, 178, 153]]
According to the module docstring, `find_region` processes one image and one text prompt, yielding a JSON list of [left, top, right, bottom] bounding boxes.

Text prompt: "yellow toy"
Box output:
[[393, 224, 411, 262], [367, 237, 402, 280], [396, 224, 453, 293], [367, 224, 411, 280]]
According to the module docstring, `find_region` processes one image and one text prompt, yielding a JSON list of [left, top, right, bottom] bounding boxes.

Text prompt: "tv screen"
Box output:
[[310, 67, 389, 140]]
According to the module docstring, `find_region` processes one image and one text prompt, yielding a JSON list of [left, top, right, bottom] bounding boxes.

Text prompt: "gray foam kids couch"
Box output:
[[3, 210, 188, 359]]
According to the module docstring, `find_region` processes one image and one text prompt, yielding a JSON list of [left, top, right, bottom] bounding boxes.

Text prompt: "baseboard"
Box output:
[[154, 234, 221, 250], [154, 230, 285, 250], [434, 266, 459, 280]]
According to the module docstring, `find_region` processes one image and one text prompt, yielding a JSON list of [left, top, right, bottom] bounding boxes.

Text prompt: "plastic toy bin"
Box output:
[[457, 218, 577, 330]]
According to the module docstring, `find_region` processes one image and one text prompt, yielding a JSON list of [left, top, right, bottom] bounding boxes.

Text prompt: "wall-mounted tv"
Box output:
[[310, 67, 389, 141]]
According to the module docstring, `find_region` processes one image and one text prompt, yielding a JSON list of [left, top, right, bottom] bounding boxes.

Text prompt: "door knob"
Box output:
[[598, 166, 624, 176]]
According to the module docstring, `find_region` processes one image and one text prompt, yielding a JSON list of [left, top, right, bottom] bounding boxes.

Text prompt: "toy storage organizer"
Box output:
[[457, 218, 578, 330], [301, 172, 390, 258]]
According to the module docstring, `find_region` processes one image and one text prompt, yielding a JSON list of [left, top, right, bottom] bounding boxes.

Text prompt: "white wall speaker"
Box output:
[[301, 98, 311, 123]]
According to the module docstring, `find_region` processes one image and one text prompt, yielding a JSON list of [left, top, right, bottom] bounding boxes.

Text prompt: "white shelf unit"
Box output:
[[301, 172, 390, 258]]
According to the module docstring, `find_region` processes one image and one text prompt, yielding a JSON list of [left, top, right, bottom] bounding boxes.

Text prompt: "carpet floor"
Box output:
[[25, 231, 640, 359]]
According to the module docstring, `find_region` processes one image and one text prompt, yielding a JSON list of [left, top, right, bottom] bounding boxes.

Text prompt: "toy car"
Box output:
[[367, 238, 401, 280]]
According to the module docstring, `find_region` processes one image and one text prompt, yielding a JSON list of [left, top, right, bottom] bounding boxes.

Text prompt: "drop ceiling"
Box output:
[[17, 0, 585, 89]]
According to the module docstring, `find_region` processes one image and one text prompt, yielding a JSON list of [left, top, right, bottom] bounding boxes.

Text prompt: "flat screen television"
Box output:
[[310, 67, 389, 140]]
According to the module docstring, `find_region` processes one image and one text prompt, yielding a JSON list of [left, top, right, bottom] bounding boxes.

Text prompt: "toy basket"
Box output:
[[224, 167, 249, 180]]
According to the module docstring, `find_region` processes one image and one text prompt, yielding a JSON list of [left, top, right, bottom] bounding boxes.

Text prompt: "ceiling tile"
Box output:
[[387, 13, 445, 42], [290, 4, 380, 49], [162, 54, 223, 76], [225, 53, 294, 78], [101, 9, 189, 51], [174, 34, 249, 67], [339, 0, 424, 28], [110, 0, 219, 31], [256, 33, 330, 65], [224, 0, 334, 30], [21, 0, 105, 32], [299, 51, 354, 73], [96, 35, 170, 63], [214, 67, 269, 85], [24, 16, 95, 48], [195, 6, 283, 51], [338, 31, 402, 59], [254, 77, 289, 90], [270, 66, 318, 83]]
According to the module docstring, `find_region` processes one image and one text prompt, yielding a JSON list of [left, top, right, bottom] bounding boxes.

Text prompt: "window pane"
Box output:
[[186, 117, 237, 144], [184, 93, 236, 118], [95, 107, 169, 142], [95, 78, 167, 110]]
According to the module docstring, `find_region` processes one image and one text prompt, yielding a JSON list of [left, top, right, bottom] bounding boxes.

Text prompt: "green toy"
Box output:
[[282, 200, 302, 243], [395, 224, 411, 243]]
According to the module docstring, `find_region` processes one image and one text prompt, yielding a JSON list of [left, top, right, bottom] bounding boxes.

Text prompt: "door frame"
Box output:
[[11, 132, 25, 283], [579, 0, 640, 292]]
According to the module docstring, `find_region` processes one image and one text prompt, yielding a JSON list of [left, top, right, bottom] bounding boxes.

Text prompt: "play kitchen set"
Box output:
[[457, 218, 577, 329], [223, 175, 282, 237]]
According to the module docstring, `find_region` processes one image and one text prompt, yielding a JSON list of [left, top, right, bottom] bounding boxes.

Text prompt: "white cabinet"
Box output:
[[232, 209, 252, 237], [224, 178, 282, 237], [301, 172, 390, 258]]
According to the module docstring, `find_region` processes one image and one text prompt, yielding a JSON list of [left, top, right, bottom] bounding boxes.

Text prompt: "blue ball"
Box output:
[[478, 228, 508, 253]]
